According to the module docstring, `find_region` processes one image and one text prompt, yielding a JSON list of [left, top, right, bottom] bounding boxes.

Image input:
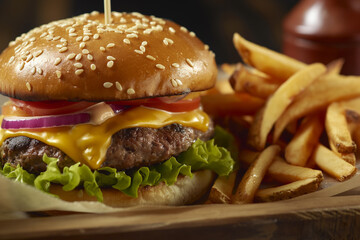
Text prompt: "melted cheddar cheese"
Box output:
[[0, 106, 209, 169]]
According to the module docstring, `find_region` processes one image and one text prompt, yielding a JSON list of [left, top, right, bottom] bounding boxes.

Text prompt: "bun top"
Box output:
[[0, 12, 217, 101]]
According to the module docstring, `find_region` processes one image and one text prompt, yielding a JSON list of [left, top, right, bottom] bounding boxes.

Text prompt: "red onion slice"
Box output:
[[2, 112, 91, 129]]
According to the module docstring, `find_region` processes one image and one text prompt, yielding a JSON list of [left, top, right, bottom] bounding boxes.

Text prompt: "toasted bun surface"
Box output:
[[49, 170, 214, 207], [0, 12, 217, 101]]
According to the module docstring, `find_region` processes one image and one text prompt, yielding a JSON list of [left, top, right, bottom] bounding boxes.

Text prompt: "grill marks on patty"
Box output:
[[0, 123, 214, 174]]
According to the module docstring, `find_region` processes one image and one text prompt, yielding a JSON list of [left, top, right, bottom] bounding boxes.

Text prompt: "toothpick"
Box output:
[[104, 0, 111, 25]]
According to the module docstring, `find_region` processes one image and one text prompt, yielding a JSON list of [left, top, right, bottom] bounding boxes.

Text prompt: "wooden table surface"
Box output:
[[1, 194, 360, 240]]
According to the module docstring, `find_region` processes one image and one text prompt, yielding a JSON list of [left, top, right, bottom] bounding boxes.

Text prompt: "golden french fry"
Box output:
[[311, 144, 356, 181], [285, 114, 324, 166], [329, 140, 356, 165], [326, 102, 356, 154], [229, 63, 280, 99], [208, 171, 237, 204], [327, 58, 344, 75], [254, 178, 321, 202], [201, 93, 264, 117], [232, 145, 280, 204], [274, 74, 360, 142], [247, 107, 265, 150], [259, 63, 326, 149], [269, 157, 323, 184], [215, 80, 235, 94], [233, 33, 307, 82], [220, 63, 238, 76]]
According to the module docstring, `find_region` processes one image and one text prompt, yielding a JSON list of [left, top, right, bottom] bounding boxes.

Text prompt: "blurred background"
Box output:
[[0, 0, 299, 65]]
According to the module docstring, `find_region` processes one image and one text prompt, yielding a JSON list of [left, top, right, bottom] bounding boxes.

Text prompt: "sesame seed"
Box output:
[[69, 28, 76, 33], [141, 41, 148, 46], [156, 64, 165, 70], [83, 36, 90, 42], [75, 53, 82, 61], [69, 33, 77, 37], [87, 54, 94, 60], [34, 50, 43, 57], [140, 46, 146, 52], [53, 36, 61, 41], [75, 69, 84, 75], [21, 55, 27, 61], [76, 36, 83, 42], [172, 63, 180, 68], [146, 55, 156, 61], [169, 27, 176, 33], [36, 67, 43, 75], [84, 32, 93, 36], [176, 79, 183, 86], [54, 57, 62, 65], [91, 10, 99, 16], [56, 70, 62, 79], [56, 44, 63, 48], [100, 46, 106, 52], [19, 62, 25, 70], [26, 54, 33, 62], [103, 82, 113, 88], [165, 38, 174, 44], [143, 29, 152, 34], [8, 56, 15, 64], [82, 49, 89, 54], [107, 43, 115, 48], [29, 37, 36, 42], [74, 63, 83, 68], [186, 58, 194, 67], [204, 44, 209, 50], [79, 42, 86, 49], [60, 38, 67, 43], [115, 81, 122, 91], [127, 88, 135, 95], [93, 33, 100, 39], [90, 64, 96, 70], [163, 39, 169, 46], [171, 79, 178, 87], [67, 53, 76, 60], [107, 61, 114, 68], [40, 32, 48, 38], [30, 67, 36, 75], [134, 49, 143, 55], [123, 39, 130, 44], [107, 56, 116, 61], [26, 82, 32, 91], [180, 26, 188, 32], [59, 47, 68, 53], [126, 33, 138, 39], [189, 31, 196, 37]]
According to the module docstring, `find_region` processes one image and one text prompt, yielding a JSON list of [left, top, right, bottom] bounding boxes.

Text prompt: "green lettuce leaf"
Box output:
[[0, 130, 236, 201]]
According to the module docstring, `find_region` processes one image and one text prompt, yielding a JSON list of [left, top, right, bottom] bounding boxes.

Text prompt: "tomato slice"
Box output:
[[3, 99, 95, 116], [108, 97, 201, 112]]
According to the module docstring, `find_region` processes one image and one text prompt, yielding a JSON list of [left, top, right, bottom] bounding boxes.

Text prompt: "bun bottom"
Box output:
[[49, 170, 215, 207]]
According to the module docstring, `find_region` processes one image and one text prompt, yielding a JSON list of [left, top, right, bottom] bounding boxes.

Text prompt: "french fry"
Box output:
[[311, 144, 356, 181], [201, 93, 264, 117], [220, 63, 238, 76], [329, 140, 356, 166], [247, 107, 265, 150], [254, 178, 321, 202], [259, 63, 326, 149], [285, 114, 324, 166], [326, 102, 356, 154], [274, 74, 360, 142], [240, 150, 324, 184], [208, 171, 237, 204], [268, 157, 323, 184], [229, 63, 280, 99], [233, 33, 307, 82], [327, 58, 344, 75], [232, 145, 280, 204]]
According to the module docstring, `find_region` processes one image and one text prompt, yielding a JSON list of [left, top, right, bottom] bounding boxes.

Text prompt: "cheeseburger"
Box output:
[[0, 12, 235, 207]]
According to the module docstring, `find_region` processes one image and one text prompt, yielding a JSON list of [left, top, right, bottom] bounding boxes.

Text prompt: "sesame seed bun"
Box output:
[[49, 170, 215, 207], [0, 12, 217, 101]]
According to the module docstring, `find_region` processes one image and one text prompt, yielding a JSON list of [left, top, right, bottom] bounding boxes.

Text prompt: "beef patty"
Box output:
[[0, 123, 214, 174]]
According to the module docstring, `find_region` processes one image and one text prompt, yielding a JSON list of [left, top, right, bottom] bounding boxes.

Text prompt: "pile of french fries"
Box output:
[[203, 33, 360, 204]]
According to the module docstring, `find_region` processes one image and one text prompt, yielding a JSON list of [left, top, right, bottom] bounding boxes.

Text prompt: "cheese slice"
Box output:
[[0, 106, 209, 169]]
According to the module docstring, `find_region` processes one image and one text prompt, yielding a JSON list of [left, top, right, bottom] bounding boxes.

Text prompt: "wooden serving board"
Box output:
[[1, 195, 360, 240]]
